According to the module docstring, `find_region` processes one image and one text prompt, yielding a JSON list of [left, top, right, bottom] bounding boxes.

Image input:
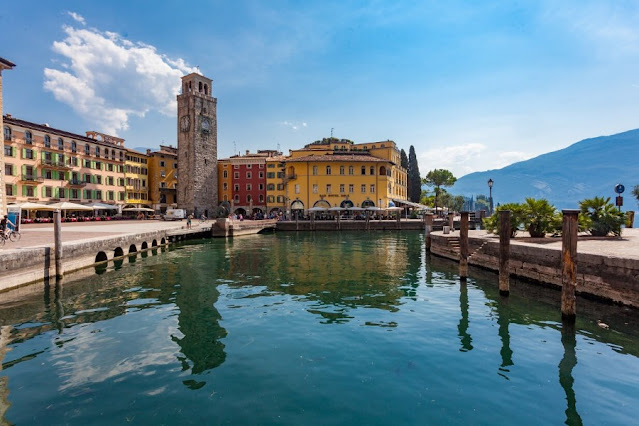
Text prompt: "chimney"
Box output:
[[245, 150, 250, 156]]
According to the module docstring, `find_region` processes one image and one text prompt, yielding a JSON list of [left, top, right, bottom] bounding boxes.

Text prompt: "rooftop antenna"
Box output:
[[331, 128, 334, 138]]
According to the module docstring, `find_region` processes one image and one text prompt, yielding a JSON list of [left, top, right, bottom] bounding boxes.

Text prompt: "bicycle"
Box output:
[[7, 229, 21, 242], [199, 215, 208, 224]]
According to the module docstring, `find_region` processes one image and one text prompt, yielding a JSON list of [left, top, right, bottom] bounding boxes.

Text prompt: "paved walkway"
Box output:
[[0, 220, 209, 250]]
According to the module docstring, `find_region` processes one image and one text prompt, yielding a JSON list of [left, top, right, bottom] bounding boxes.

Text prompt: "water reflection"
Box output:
[[560, 321, 582, 426], [497, 295, 514, 378], [458, 282, 473, 352]]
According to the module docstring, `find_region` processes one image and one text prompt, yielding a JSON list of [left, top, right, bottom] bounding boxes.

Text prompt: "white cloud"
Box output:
[[44, 24, 196, 135], [67, 11, 85, 25], [280, 120, 307, 131]]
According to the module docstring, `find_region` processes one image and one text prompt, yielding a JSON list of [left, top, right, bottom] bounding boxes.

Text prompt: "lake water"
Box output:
[[1, 231, 638, 425]]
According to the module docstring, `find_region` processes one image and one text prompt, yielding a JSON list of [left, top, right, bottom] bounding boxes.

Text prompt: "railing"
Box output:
[[20, 174, 44, 182], [41, 159, 70, 168], [67, 179, 87, 187]]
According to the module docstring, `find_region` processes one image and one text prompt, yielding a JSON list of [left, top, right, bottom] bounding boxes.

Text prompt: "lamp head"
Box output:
[[488, 178, 494, 188]]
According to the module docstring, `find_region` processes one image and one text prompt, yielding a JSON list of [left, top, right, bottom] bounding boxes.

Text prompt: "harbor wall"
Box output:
[[430, 233, 639, 308]]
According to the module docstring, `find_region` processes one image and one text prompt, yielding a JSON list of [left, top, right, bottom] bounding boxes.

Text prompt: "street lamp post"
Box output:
[[488, 179, 494, 215]]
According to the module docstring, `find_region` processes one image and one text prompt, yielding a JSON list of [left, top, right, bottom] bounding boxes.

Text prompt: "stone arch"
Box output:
[[340, 199, 354, 209], [152, 239, 158, 247], [291, 200, 304, 210], [95, 251, 108, 263], [114, 247, 124, 257], [362, 199, 375, 208], [380, 166, 387, 175], [204, 84, 208, 95], [199, 81, 203, 92], [129, 244, 137, 254], [141, 241, 148, 250], [314, 199, 331, 208], [161, 237, 166, 245]]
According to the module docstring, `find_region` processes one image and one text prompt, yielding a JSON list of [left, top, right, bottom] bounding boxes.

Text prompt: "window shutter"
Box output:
[[12, 165, 16, 176], [53, 153, 58, 162], [41, 151, 45, 160], [13, 184, 17, 195], [22, 185, 26, 196], [22, 148, 26, 158], [54, 187, 59, 198], [41, 186, 45, 197], [21, 165, 26, 177]]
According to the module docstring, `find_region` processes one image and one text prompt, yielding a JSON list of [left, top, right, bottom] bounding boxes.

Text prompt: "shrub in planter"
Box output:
[[579, 196, 625, 237], [522, 198, 562, 237], [483, 203, 526, 237]]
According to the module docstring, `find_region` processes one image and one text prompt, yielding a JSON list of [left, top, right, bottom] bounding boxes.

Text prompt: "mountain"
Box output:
[[450, 129, 639, 211]]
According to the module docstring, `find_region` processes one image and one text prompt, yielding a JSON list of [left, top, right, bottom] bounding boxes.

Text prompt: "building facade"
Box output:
[[123, 148, 150, 208], [147, 145, 178, 213], [0, 57, 15, 217], [278, 138, 408, 213], [3, 116, 128, 209], [177, 72, 217, 217], [217, 150, 280, 215]]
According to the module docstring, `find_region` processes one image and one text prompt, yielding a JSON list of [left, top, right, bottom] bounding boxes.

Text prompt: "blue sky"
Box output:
[[3, 1, 639, 177]]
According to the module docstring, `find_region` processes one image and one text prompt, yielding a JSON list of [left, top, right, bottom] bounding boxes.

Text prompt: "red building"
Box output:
[[218, 150, 280, 216]]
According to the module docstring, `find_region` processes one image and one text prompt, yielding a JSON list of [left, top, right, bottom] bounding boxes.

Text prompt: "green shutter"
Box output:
[[52, 171, 58, 180], [11, 147, 16, 157], [22, 185, 26, 196], [41, 151, 45, 160], [21, 165, 26, 177], [41, 186, 45, 197], [12, 165, 16, 176], [54, 187, 59, 198], [12, 185, 17, 195], [22, 148, 26, 159]]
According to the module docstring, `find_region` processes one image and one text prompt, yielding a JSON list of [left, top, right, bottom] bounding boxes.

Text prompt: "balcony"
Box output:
[[282, 174, 297, 184], [20, 174, 44, 183], [41, 158, 71, 170], [159, 186, 176, 192], [67, 179, 87, 187]]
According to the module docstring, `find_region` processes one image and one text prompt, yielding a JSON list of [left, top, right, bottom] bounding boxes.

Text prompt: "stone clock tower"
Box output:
[[177, 72, 218, 217]]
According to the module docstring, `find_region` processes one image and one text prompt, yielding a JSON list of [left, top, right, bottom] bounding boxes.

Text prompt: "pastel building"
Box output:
[[147, 145, 178, 213], [123, 148, 150, 208], [2, 115, 129, 209], [0, 57, 15, 216]]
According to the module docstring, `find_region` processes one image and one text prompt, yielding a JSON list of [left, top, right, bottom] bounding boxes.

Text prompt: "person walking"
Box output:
[[187, 214, 193, 229]]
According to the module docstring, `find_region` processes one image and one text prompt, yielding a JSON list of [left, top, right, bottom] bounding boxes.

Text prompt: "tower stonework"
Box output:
[[177, 73, 218, 217]]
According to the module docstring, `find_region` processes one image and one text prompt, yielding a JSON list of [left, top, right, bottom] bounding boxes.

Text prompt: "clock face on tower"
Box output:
[[180, 115, 190, 132], [201, 117, 210, 132]]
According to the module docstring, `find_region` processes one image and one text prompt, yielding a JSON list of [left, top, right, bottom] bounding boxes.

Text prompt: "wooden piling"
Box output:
[[425, 213, 434, 252], [499, 210, 511, 295], [54, 210, 63, 280], [459, 211, 469, 279], [448, 212, 454, 231], [561, 210, 579, 320]]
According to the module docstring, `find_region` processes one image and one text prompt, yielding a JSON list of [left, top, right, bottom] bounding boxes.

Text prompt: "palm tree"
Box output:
[[522, 198, 560, 237], [579, 196, 625, 236]]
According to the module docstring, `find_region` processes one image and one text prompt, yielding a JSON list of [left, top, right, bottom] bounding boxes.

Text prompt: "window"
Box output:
[[44, 186, 53, 198], [259, 172, 264, 178], [370, 184, 375, 193], [267, 184, 275, 190], [4, 164, 12, 175], [340, 166, 345, 175], [5, 184, 14, 196], [107, 177, 114, 185], [246, 195, 251, 203], [370, 166, 375, 175], [361, 166, 366, 175], [173, 163, 177, 169], [96, 176, 102, 184], [349, 166, 354, 175], [3, 126, 11, 141], [234, 184, 239, 192], [44, 169, 53, 179], [71, 157, 78, 166], [160, 171, 166, 177], [234, 172, 239, 179], [223, 182, 228, 190], [247, 164, 252, 169], [277, 195, 285, 203], [71, 141, 77, 153], [234, 194, 240, 202], [58, 138, 64, 150], [95, 146, 100, 157], [26, 186, 35, 197], [25, 131, 32, 145], [295, 184, 300, 194], [326, 166, 331, 175], [277, 184, 283, 190], [223, 170, 228, 178], [326, 184, 332, 193], [246, 172, 252, 179], [4, 146, 12, 156], [160, 161, 165, 167], [258, 183, 263, 190], [268, 164, 275, 168], [312, 184, 318, 193], [340, 184, 345, 193], [246, 184, 252, 191], [111, 149, 115, 160], [276, 172, 284, 178], [267, 172, 275, 178], [85, 144, 90, 154], [361, 184, 366, 193], [259, 164, 264, 169], [312, 166, 318, 175], [120, 152, 124, 161], [349, 184, 354, 193], [24, 149, 34, 159], [44, 135, 51, 148], [233, 165, 239, 169]]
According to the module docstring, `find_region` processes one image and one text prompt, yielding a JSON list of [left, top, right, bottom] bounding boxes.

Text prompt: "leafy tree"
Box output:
[[521, 198, 561, 237], [633, 185, 639, 206], [483, 203, 526, 238], [400, 149, 409, 170], [422, 169, 457, 215], [407, 146, 421, 203], [579, 196, 625, 236]]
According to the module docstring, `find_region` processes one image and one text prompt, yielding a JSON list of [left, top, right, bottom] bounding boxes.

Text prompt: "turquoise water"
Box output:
[[1, 232, 638, 425]]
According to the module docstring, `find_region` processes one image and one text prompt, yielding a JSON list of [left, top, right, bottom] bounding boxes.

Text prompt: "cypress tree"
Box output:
[[408, 146, 421, 203]]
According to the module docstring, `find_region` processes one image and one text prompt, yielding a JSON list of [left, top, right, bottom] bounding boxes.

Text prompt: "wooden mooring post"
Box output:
[[459, 211, 469, 279], [54, 209, 63, 280], [499, 210, 511, 295], [448, 212, 454, 231], [561, 210, 579, 320], [424, 213, 434, 252]]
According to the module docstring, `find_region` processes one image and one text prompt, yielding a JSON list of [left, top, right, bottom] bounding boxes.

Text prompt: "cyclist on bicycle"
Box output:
[[1, 215, 15, 237]]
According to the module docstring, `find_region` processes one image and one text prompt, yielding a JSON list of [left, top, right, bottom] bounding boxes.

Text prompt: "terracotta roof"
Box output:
[[3, 115, 119, 148], [0, 57, 15, 69], [286, 154, 388, 163]]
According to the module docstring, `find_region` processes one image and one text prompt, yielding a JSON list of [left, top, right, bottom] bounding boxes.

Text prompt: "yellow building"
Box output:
[[265, 155, 287, 214], [3, 117, 127, 209], [123, 148, 149, 208], [147, 145, 177, 213], [280, 138, 407, 213]]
